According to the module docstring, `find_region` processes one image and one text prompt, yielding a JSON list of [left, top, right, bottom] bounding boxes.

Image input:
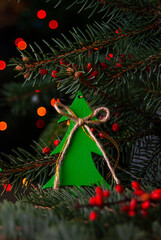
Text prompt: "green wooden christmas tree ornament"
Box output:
[[43, 91, 112, 189]]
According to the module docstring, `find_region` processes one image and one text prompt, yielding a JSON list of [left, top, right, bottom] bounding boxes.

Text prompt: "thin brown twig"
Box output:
[[24, 23, 156, 71], [0, 157, 57, 177]]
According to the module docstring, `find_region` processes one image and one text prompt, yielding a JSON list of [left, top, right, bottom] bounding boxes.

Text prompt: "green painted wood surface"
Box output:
[[43, 91, 108, 188]]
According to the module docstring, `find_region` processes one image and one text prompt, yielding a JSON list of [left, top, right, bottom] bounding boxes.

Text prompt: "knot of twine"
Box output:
[[53, 102, 120, 189]]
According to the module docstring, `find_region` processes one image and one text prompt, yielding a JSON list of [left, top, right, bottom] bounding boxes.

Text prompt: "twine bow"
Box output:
[[53, 102, 120, 189]]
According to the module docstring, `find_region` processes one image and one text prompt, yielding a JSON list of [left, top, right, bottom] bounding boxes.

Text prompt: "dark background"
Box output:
[[0, 0, 92, 154]]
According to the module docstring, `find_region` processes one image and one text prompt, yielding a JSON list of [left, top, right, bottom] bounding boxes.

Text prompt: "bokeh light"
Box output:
[[37, 10, 46, 19], [0, 121, 7, 131], [36, 119, 45, 128], [22, 178, 29, 186], [0, 61, 6, 70], [49, 20, 58, 29], [37, 107, 47, 116], [17, 41, 27, 50], [35, 89, 40, 93], [50, 98, 60, 107], [15, 38, 24, 46]]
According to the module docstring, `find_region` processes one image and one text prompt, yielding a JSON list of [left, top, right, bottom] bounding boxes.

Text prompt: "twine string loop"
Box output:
[[53, 101, 119, 189]]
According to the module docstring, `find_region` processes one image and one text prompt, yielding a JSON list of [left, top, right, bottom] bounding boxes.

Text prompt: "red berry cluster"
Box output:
[[39, 60, 109, 82], [87, 62, 109, 80], [87, 182, 161, 221], [105, 53, 134, 69], [121, 181, 153, 217], [90, 126, 119, 142], [89, 187, 110, 206], [89, 184, 124, 221], [89, 186, 111, 221]]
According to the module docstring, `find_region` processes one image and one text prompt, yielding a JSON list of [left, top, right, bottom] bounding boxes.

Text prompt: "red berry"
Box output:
[[139, 193, 151, 201], [54, 140, 60, 146], [116, 63, 122, 67], [112, 123, 119, 132], [115, 184, 124, 194], [151, 190, 161, 200], [119, 58, 123, 63], [89, 211, 97, 221], [89, 197, 96, 206], [99, 115, 106, 120], [42, 147, 50, 154], [52, 70, 58, 78], [103, 190, 110, 198], [119, 54, 126, 63], [90, 128, 95, 133], [122, 205, 129, 212], [95, 195, 103, 206], [152, 188, 161, 194], [141, 209, 148, 217], [59, 59, 66, 65], [128, 210, 136, 217], [141, 200, 151, 210], [71, 64, 77, 69], [91, 71, 98, 77], [115, 28, 122, 34], [120, 54, 125, 58], [113, 112, 118, 116], [100, 62, 108, 69], [95, 186, 103, 196], [129, 198, 137, 210], [88, 70, 98, 79], [134, 189, 144, 196], [151, 192, 161, 200], [131, 181, 140, 190], [40, 69, 48, 75], [4, 184, 12, 192], [99, 132, 106, 138], [87, 63, 93, 71], [106, 53, 113, 60], [78, 72, 83, 78], [113, 112, 120, 118]]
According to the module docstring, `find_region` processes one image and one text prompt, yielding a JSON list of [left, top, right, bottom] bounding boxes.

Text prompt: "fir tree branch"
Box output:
[[0, 157, 57, 176], [15, 22, 156, 74]]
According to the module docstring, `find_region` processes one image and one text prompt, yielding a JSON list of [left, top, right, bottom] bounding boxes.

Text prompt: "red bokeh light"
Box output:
[[37, 10, 46, 19], [49, 20, 58, 29], [37, 107, 47, 117], [0, 121, 7, 131], [36, 119, 45, 128], [0, 61, 6, 70], [17, 41, 27, 50], [15, 38, 24, 46]]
